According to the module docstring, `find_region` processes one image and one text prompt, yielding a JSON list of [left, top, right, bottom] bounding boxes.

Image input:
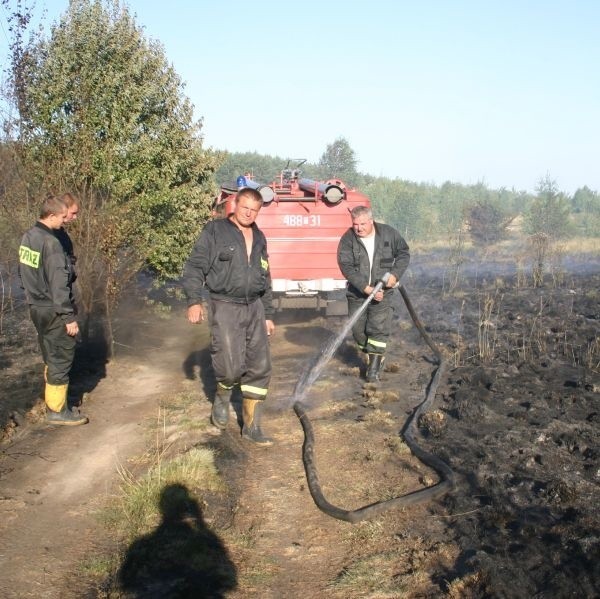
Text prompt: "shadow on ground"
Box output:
[[118, 483, 237, 598]]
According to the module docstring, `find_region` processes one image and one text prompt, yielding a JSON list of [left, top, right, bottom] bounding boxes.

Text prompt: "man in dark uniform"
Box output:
[[54, 192, 79, 287], [182, 188, 275, 445], [337, 205, 410, 382], [19, 195, 88, 425]]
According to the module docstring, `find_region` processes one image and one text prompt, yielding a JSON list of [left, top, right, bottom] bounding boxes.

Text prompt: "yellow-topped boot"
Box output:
[[241, 398, 273, 446], [45, 383, 89, 426]]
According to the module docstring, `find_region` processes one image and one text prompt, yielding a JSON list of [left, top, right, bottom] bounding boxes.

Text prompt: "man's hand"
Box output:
[[187, 304, 204, 324], [385, 274, 398, 288], [65, 321, 79, 337], [364, 285, 384, 302], [265, 320, 275, 336]]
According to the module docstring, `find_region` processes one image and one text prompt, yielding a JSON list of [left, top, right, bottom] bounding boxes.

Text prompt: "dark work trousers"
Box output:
[[29, 305, 76, 385], [208, 299, 271, 401], [348, 293, 394, 355]]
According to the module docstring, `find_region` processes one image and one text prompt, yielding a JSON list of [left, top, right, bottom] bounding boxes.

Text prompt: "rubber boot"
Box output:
[[366, 354, 385, 383], [211, 383, 232, 429], [46, 404, 89, 426], [241, 398, 273, 446], [45, 383, 88, 426]]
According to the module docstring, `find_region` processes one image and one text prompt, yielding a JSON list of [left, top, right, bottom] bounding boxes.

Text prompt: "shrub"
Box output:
[[468, 200, 514, 245]]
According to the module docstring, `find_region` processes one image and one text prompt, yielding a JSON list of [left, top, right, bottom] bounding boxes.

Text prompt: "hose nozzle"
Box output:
[[368, 272, 393, 300]]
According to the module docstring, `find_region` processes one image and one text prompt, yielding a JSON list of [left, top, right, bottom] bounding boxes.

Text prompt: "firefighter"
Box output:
[[54, 192, 79, 287], [337, 205, 410, 382], [182, 187, 275, 445], [19, 195, 88, 425]]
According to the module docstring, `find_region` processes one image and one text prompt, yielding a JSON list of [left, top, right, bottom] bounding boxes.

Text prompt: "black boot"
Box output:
[[46, 405, 89, 426], [242, 398, 273, 446], [45, 382, 88, 426], [365, 354, 385, 382], [211, 384, 232, 429]]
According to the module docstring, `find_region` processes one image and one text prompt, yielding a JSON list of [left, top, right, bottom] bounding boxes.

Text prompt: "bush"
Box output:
[[467, 200, 514, 245], [524, 176, 573, 239]]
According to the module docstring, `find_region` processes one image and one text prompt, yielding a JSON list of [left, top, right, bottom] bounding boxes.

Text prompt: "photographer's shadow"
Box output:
[[118, 483, 236, 598]]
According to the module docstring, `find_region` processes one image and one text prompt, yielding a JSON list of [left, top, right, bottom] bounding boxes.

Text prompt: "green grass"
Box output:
[[343, 519, 385, 545], [144, 389, 210, 446], [329, 551, 411, 596], [107, 447, 223, 543]]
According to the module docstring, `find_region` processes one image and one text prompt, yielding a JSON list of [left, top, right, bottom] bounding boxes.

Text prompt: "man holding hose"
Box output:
[[337, 206, 410, 382]]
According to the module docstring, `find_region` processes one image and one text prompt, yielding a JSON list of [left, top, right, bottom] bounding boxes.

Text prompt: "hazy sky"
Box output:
[[1, 0, 598, 194]]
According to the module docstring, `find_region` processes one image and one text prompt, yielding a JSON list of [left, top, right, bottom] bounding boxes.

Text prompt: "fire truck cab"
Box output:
[[215, 160, 371, 315]]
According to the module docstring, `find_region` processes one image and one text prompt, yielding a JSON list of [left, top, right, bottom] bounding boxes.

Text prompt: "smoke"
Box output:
[[284, 295, 373, 410]]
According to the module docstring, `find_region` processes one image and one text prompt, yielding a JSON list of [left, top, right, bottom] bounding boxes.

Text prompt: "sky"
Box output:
[[1, 0, 599, 194]]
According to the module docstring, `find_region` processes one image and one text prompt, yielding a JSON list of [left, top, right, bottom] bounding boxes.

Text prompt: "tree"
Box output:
[[464, 184, 516, 245], [215, 151, 288, 187], [6, 0, 222, 351], [318, 137, 359, 187], [524, 175, 573, 239], [571, 186, 600, 237], [571, 186, 599, 214], [467, 199, 515, 245]]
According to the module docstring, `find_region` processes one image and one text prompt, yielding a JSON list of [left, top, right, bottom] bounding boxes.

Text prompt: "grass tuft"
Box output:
[[108, 447, 223, 543]]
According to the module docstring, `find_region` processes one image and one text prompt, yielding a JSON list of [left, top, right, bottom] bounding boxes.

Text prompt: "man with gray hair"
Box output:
[[337, 205, 410, 382]]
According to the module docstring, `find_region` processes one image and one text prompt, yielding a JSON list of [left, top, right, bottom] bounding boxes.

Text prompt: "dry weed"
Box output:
[[360, 409, 396, 428], [528, 232, 550, 287], [585, 336, 600, 373], [443, 228, 467, 295], [451, 300, 466, 367], [418, 410, 447, 437], [446, 571, 489, 598], [478, 291, 502, 363], [548, 241, 566, 287], [384, 435, 411, 456]]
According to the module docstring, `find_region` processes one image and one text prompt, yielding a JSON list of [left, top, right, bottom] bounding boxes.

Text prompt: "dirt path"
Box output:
[[222, 410, 349, 597], [0, 313, 206, 598], [222, 321, 353, 598]]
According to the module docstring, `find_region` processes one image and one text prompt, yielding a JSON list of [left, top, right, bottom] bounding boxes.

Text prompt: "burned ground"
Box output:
[[416, 271, 600, 597], [0, 256, 598, 598]]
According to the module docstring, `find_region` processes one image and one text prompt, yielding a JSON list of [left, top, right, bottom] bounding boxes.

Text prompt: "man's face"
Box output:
[[352, 214, 374, 237], [65, 204, 79, 224], [231, 195, 261, 228], [48, 208, 68, 230]]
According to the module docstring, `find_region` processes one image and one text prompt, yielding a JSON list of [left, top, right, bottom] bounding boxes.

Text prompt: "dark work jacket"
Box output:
[[182, 218, 274, 318], [54, 227, 77, 284], [337, 222, 410, 299], [19, 222, 76, 323]]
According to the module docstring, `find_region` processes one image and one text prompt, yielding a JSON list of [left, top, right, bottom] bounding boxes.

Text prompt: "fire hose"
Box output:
[[292, 280, 455, 523]]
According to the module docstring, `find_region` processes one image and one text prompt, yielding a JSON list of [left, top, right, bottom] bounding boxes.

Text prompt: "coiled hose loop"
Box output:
[[293, 285, 454, 523]]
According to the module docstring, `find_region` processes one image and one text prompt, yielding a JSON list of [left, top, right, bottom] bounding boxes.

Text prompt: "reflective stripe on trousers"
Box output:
[[208, 299, 271, 400], [347, 295, 393, 355]]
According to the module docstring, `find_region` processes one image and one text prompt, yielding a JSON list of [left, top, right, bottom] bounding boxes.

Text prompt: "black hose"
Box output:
[[293, 284, 454, 523]]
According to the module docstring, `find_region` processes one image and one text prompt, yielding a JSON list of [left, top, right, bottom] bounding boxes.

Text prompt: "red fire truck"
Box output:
[[215, 160, 371, 315]]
